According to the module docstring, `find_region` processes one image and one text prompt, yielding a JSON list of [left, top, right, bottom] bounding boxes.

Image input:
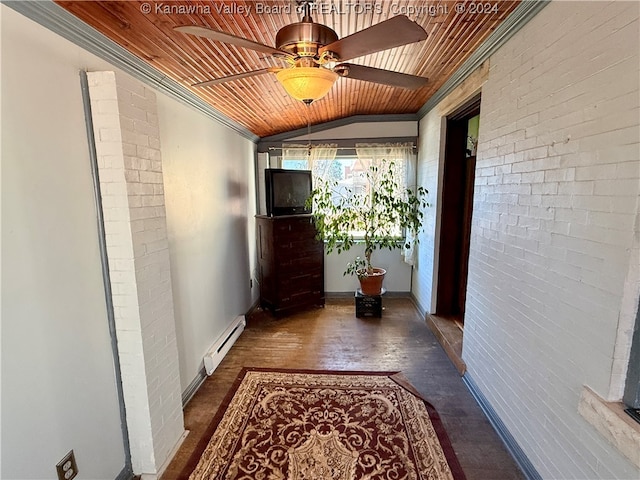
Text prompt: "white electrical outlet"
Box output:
[[56, 450, 78, 480]]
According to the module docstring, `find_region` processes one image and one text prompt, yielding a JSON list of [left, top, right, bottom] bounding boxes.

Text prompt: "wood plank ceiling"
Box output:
[[55, 0, 520, 138]]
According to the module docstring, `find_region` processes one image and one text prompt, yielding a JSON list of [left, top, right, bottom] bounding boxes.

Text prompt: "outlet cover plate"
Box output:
[[56, 450, 78, 480]]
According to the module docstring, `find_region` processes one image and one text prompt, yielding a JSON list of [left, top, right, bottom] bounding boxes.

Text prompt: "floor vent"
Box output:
[[204, 315, 246, 375]]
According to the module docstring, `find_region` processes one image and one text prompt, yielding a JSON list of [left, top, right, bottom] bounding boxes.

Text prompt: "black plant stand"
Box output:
[[355, 289, 384, 318]]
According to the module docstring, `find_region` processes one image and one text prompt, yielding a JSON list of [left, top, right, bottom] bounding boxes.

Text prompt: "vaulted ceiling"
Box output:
[[54, 0, 521, 138]]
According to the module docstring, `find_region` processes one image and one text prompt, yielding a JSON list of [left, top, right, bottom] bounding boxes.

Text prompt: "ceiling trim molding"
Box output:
[[4, 0, 259, 143], [258, 113, 419, 145], [417, 0, 550, 119]]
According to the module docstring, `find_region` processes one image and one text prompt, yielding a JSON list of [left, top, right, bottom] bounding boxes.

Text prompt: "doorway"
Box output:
[[435, 95, 481, 326]]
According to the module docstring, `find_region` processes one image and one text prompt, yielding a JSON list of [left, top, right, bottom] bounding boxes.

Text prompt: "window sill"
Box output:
[[578, 386, 640, 468]]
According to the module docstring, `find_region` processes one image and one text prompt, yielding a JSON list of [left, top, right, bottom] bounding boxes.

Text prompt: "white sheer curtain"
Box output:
[[281, 144, 308, 165], [355, 143, 418, 266], [281, 143, 338, 180]]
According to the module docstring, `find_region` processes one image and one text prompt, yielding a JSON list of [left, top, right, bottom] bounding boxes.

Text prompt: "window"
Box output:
[[281, 144, 415, 239]]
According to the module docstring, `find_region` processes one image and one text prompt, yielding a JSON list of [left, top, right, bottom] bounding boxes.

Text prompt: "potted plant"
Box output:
[[307, 160, 428, 295]]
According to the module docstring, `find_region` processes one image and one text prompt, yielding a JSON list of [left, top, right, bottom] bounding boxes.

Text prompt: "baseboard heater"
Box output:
[[204, 315, 246, 375]]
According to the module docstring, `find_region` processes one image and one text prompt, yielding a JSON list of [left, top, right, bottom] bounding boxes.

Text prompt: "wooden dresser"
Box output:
[[256, 215, 324, 314]]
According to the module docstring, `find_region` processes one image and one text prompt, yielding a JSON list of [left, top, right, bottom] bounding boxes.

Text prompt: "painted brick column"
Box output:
[[86, 71, 184, 476]]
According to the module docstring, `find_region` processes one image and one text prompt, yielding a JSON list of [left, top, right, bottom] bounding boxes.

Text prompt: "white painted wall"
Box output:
[[416, 1, 639, 478], [157, 96, 257, 392], [1, 6, 126, 478], [325, 246, 412, 294]]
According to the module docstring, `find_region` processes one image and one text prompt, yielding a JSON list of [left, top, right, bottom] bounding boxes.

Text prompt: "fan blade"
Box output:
[[319, 15, 427, 61], [192, 68, 280, 87], [175, 25, 290, 57], [337, 64, 427, 90]]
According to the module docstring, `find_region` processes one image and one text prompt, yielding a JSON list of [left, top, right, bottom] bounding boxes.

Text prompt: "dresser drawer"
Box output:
[[277, 257, 323, 274], [275, 239, 323, 260], [273, 216, 317, 239], [281, 270, 323, 287], [278, 272, 322, 296]]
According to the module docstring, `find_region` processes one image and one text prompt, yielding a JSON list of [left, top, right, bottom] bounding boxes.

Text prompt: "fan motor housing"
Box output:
[[276, 22, 338, 57]]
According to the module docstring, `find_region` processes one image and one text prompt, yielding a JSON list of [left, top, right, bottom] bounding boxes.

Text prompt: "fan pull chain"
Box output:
[[306, 103, 312, 159]]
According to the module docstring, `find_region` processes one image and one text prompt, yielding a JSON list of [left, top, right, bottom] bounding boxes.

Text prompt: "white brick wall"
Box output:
[[461, 2, 639, 479], [87, 71, 184, 475]]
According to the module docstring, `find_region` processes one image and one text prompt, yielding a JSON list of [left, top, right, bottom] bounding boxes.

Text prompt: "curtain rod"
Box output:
[[267, 145, 417, 151], [257, 136, 418, 152]]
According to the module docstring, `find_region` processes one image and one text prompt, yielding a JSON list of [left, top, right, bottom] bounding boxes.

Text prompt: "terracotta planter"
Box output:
[[358, 268, 386, 296]]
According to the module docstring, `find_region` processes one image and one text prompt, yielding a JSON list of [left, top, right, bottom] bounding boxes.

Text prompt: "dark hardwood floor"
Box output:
[[161, 297, 525, 480]]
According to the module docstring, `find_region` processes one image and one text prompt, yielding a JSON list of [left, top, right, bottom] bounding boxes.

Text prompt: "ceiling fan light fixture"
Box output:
[[276, 67, 338, 104]]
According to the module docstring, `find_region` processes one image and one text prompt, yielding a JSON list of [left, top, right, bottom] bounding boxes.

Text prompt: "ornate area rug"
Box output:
[[185, 369, 466, 480]]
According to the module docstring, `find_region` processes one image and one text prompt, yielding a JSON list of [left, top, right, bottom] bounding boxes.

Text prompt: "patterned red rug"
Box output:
[[184, 368, 466, 479]]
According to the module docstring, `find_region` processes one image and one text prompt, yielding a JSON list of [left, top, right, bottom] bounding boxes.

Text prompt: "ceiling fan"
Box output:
[[175, 0, 429, 104]]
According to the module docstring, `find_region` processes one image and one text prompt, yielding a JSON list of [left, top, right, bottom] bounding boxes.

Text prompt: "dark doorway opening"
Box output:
[[435, 95, 481, 325], [624, 297, 640, 424]]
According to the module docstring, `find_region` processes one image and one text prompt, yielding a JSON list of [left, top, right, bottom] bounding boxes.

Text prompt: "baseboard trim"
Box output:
[[325, 291, 411, 298], [463, 373, 542, 480], [157, 430, 189, 479], [244, 297, 262, 319], [182, 367, 207, 407], [114, 465, 133, 480], [409, 293, 427, 319]]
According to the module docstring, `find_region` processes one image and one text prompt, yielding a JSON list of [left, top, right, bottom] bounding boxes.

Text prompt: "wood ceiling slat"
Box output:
[[54, 0, 520, 137]]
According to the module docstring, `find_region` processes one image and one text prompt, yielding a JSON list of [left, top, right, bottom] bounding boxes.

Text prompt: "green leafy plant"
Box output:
[[345, 256, 368, 279], [306, 160, 428, 277]]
